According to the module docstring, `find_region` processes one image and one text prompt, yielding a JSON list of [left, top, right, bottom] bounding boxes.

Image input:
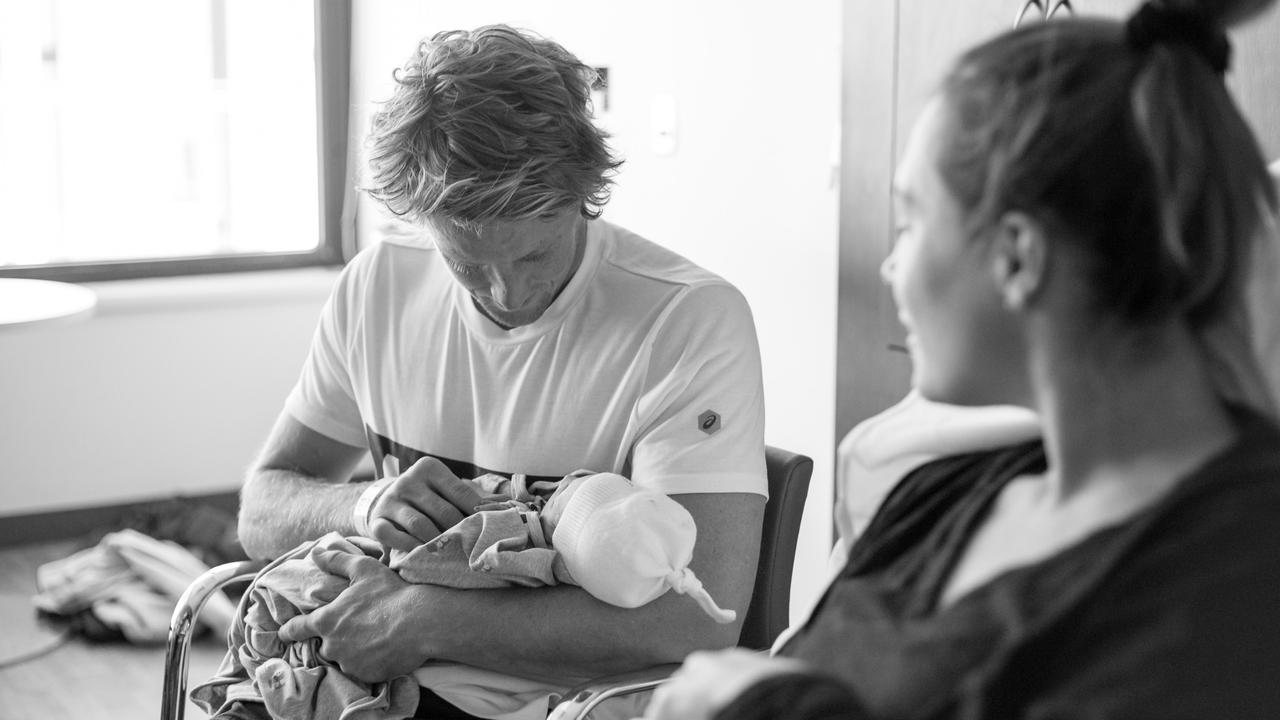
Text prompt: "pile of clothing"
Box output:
[[33, 498, 247, 643]]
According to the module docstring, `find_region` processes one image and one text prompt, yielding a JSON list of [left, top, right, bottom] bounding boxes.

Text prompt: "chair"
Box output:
[[160, 446, 813, 720], [546, 446, 812, 719], [162, 560, 266, 720]]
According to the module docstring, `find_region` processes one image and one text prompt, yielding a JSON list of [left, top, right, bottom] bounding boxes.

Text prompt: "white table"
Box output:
[[0, 278, 98, 329]]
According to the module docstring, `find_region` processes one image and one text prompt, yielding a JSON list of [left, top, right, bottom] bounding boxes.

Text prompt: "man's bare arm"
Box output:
[[439, 492, 765, 676], [280, 491, 766, 681], [238, 412, 367, 560]]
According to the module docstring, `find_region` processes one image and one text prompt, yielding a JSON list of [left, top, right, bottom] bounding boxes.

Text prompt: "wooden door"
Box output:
[[895, 0, 1030, 160], [837, 0, 1022, 440], [1231, 3, 1280, 159], [837, 0, 903, 443]]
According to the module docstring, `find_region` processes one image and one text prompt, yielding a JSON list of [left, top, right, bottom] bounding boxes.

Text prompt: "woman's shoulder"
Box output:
[[1160, 407, 1280, 528], [1076, 411, 1280, 628], [847, 440, 1045, 571], [880, 441, 1044, 523], [1040, 423, 1280, 716], [1146, 410, 1280, 556]]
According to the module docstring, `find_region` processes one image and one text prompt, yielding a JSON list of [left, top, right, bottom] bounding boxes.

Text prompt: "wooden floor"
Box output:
[[0, 540, 225, 720]]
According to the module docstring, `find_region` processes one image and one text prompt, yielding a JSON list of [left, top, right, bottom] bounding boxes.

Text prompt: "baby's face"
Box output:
[[541, 474, 589, 531]]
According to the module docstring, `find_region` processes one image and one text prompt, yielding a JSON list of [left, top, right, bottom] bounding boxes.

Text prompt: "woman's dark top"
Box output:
[[726, 409, 1280, 720]]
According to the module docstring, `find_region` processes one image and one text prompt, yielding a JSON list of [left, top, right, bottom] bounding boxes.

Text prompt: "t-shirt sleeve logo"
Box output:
[[698, 409, 722, 435]]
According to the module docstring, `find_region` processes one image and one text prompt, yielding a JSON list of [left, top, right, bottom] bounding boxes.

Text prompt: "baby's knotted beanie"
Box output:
[[550, 473, 737, 624]]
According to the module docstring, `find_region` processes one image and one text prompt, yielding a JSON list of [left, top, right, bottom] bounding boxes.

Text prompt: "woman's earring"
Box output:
[[1004, 287, 1025, 311], [995, 254, 1025, 310]]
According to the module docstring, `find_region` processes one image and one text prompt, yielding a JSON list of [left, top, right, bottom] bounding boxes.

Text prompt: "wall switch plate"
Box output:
[[650, 93, 678, 156]]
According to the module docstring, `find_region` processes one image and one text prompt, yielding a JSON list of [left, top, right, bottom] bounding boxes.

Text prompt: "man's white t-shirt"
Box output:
[[284, 219, 767, 718]]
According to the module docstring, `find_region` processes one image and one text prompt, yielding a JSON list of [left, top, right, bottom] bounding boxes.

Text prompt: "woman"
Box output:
[[640, 0, 1280, 717]]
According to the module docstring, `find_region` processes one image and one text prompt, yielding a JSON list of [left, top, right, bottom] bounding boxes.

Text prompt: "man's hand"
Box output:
[[369, 456, 483, 551], [276, 546, 434, 682]]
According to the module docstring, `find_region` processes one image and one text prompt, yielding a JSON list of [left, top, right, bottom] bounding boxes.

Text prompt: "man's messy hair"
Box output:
[[364, 25, 622, 226]]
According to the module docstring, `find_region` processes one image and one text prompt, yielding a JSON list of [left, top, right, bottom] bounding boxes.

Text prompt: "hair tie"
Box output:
[[1125, 1, 1231, 74]]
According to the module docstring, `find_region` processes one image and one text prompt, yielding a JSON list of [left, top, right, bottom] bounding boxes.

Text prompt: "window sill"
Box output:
[[84, 267, 341, 317]]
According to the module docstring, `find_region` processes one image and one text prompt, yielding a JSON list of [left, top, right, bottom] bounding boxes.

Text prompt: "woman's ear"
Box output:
[[990, 211, 1048, 311]]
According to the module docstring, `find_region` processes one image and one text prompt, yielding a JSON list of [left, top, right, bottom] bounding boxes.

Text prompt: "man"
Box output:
[[235, 25, 767, 720]]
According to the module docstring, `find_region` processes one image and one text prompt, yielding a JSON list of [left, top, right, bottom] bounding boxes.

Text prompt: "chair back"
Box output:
[[737, 445, 813, 650]]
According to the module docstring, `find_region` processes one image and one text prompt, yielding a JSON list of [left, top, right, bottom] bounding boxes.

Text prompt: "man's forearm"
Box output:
[[404, 579, 743, 680], [239, 469, 365, 560], [403, 492, 761, 680]]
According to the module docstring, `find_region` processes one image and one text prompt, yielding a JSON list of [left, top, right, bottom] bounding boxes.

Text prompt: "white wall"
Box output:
[[351, 0, 841, 618], [0, 0, 841, 621], [0, 271, 337, 515]]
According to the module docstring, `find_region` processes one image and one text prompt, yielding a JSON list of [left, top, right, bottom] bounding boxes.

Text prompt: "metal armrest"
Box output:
[[548, 663, 681, 720], [161, 560, 266, 720]]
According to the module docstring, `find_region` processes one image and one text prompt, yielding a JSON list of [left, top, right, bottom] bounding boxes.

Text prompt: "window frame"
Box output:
[[0, 0, 352, 283]]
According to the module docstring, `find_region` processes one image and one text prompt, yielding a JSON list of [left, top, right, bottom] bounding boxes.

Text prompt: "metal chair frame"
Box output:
[[162, 560, 265, 720]]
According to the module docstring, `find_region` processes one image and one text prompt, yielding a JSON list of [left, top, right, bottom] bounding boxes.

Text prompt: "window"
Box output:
[[0, 0, 350, 282]]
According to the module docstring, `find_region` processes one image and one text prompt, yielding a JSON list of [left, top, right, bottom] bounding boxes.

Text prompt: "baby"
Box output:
[[393, 469, 735, 622]]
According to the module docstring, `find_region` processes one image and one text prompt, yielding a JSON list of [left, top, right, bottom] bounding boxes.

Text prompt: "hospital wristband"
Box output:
[[352, 478, 393, 537]]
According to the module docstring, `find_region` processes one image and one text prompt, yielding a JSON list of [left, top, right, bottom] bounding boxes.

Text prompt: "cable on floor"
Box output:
[[0, 629, 73, 670]]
